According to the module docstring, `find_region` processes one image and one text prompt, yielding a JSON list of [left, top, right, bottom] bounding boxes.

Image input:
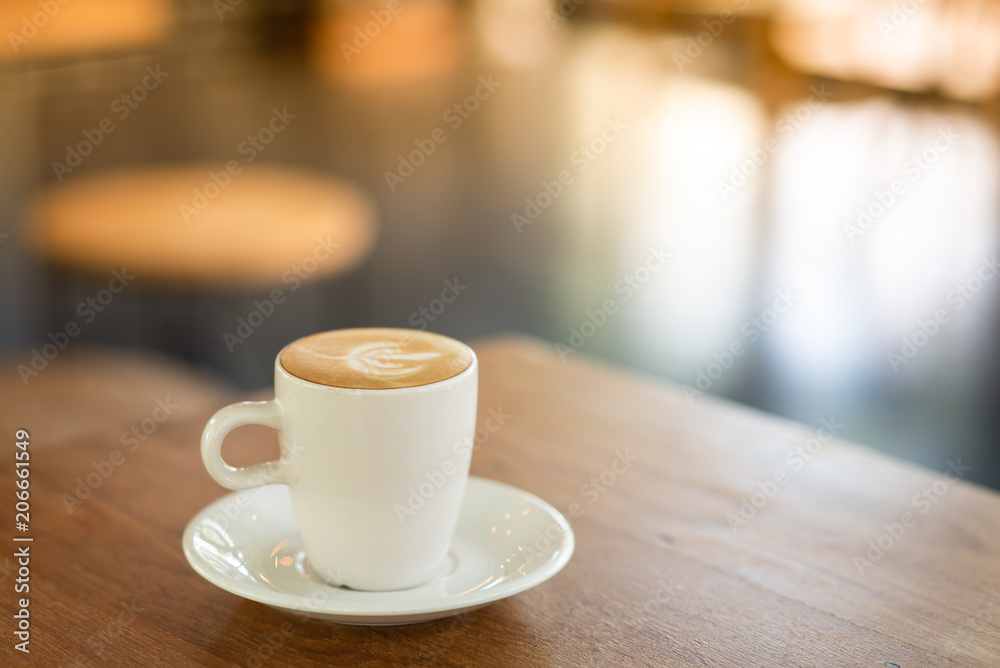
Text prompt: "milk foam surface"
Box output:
[[279, 328, 474, 389]]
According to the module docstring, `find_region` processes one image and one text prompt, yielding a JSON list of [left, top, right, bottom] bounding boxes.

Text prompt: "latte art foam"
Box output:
[[279, 328, 474, 389]]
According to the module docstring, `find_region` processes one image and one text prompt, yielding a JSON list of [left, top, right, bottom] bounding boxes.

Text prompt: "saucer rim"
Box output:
[[182, 476, 575, 619]]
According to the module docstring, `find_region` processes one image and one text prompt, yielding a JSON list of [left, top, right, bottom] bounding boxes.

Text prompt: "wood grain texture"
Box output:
[[2, 334, 999, 666], [0, 347, 232, 447]]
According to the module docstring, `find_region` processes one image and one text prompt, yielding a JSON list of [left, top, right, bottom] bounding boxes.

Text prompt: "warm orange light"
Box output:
[[0, 0, 174, 62], [771, 0, 1000, 101], [312, 0, 465, 86]]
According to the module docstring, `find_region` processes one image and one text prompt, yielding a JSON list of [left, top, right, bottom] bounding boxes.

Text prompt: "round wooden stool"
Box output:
[[0, 0, 174, 63], [22, 164, 378, 386], [26, 164, 378, 290]]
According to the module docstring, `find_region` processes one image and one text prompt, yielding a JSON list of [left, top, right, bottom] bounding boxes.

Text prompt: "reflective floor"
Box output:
[[1, 8, 998, 488]]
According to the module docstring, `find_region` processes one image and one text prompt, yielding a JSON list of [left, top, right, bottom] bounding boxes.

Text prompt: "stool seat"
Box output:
[[0, 0, 173, 62], [26, 164, 378, 290]]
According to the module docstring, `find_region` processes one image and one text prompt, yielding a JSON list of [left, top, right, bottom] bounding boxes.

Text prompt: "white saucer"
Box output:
[[182, 476, 575, 625]]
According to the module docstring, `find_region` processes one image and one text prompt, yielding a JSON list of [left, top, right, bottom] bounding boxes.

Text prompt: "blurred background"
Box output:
[[2, 0, 1000, 489]]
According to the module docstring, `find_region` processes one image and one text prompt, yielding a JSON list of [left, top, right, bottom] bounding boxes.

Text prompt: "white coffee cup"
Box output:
[[200, 335, 478, 591]]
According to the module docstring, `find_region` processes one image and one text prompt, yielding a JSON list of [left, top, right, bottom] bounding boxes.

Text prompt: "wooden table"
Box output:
[[3, 335, 1000, 666]]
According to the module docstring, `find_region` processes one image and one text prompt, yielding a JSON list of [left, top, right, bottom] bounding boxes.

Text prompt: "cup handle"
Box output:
[[201, 400, 287, 490]]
